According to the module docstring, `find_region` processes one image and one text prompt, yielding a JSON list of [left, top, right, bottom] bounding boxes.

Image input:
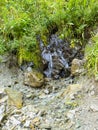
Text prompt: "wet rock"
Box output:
[[20, 61, 34, 71], [38, 34, 84, 78], [71, 58, 86, 76], [26, 66, 32, 72], [24, 70, 44, 87], [5, 88, 23, 109]]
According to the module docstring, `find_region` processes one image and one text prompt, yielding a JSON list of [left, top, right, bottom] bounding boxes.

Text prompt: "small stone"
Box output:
[[14, 81, 19, 84], [5, 88, 23, 109], [24, 120, 31, 128], [44, 89, 49, 94], [44, 78, 51, 82], [90, 91, 95, 96], [32, 117, 40, 125], [90, 104, 98, 112], [65, 121, 75, 129], [71, 58, 86, 76], [39, 93, 46, 99], [67, 110, 76, 120], [26, 93, 32, 98], [9, 116, 21, 126], [26, 67, 32, 72], [39, 124, 52, 129], [30, 124, 36, 130], [75, 121, 81, 128]]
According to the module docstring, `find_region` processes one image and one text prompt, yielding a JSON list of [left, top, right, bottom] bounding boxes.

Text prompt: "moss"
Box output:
[[18, 45, 43, 69], [32, 69, 44, 79], [41, 35, 48, 46], [65, 100, 79, 109], [85, 33, 98, 76]]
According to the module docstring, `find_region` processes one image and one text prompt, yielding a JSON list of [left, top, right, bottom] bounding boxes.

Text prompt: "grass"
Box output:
[[0, 0, 98, 68]]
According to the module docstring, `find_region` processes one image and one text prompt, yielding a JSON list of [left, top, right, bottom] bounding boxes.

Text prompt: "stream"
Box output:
[[38, 34, 84, 79]]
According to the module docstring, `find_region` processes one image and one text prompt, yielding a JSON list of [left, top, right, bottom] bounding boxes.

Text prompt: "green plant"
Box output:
[[0, 0, 98, 68], [85, 33, 98, 75]]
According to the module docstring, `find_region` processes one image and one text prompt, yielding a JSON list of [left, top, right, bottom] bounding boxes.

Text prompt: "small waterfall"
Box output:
[[38, 34, 83, 79]]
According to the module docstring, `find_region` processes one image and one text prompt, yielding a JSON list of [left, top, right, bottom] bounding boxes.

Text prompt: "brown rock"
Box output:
[[61, 84, 82, 99], [30, 124, 36, 130], [24, 70, 44, 87], [5, 88, 23, 109], [30, 117, 40, 127], [71, 58, 86, 76]]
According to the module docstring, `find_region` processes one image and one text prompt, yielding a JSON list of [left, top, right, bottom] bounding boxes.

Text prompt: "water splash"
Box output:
[[38, 34, 83, 79]]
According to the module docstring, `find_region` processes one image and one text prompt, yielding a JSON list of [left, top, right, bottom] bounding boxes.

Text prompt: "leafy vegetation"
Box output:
[[85, 33, 98, 76], [0, 0, 98, 67]]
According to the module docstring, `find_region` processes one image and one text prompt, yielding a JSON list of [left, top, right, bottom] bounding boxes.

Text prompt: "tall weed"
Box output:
[[0, 0, 98, 67]]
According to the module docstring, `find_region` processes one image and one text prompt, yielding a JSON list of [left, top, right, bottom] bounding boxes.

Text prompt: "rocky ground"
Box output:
[[0, 54, 98, 130]]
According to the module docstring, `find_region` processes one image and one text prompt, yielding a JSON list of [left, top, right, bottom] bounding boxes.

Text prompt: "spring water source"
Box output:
[[38, 34, 83, 79]]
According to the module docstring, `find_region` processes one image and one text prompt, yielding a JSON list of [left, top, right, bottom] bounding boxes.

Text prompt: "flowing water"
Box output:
[[39, 34, 83, 79]]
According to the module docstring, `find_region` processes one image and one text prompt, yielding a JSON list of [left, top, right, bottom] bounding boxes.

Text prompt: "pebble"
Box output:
[[31, 117, 40, 126], [39, 124, 52, 129], [24, 120, 31, 127], [90, 104, 98, 112], [67, 110, 76, 120], [90, 91, 95, 96], [44, 89, 50, 94], [9, 116, 21, 125]]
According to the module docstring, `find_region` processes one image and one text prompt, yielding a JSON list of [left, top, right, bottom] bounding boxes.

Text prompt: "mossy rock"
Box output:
[[24, 69, 44, 87]]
